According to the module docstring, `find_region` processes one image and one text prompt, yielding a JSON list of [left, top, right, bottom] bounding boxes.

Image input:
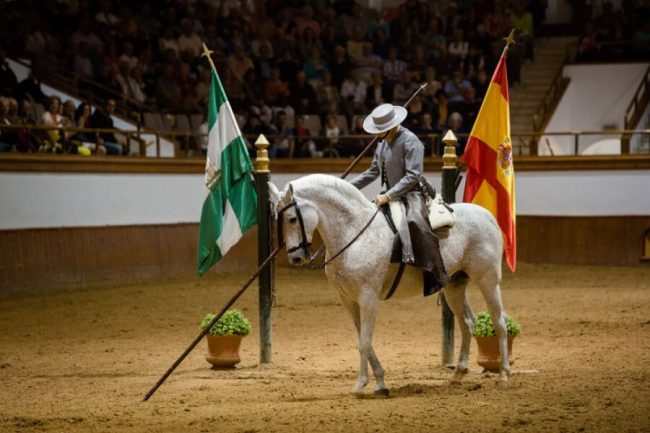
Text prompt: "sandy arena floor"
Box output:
[[1, 263, 649, 433]]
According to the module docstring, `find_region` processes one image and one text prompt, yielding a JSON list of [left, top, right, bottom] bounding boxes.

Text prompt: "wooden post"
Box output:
[[255, 134, 274, 364], [440, 130, 458, 367]]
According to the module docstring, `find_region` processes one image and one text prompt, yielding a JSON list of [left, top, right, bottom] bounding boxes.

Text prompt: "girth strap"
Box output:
[[384, 262, 406, 300]]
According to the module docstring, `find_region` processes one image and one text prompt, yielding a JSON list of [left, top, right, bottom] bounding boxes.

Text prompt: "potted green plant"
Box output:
[[200, 310, 252, 369], [472, 311, 521, 372]]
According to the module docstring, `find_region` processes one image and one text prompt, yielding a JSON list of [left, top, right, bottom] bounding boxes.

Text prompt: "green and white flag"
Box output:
[[198, 68, 257, 275]]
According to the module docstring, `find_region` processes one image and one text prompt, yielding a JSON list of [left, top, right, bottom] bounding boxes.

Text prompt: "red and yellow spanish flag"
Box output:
[[460, 55, 516, 272]]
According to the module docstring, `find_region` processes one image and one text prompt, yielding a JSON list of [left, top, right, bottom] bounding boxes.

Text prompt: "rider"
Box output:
[[349, 103, 448, 296]]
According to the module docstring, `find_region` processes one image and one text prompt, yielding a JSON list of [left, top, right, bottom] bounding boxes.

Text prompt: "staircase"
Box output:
[[510, 36, 577, 155]]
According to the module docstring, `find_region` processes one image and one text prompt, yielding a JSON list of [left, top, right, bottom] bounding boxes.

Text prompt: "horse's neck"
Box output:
[[309, 188, 377, 254]]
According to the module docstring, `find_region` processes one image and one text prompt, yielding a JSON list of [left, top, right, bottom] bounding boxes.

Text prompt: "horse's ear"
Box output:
[[287, 183, 294, 201], [268, 182, 281, 214]]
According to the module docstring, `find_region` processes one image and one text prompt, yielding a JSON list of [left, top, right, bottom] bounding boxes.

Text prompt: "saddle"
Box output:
[[388, 195, 455, 233]]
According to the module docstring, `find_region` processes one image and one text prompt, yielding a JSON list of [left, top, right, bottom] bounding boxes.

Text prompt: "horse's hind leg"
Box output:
[[339, 293, 386, 395], [442, 271, 474, 382], [477, 276, 512, 383]]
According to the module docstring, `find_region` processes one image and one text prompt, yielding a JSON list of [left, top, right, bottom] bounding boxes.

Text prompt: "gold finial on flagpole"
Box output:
[[502, 29, 516, 57], [201, 42, 217, 72]]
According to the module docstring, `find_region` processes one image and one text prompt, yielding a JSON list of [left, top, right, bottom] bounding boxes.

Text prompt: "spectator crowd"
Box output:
[[0, 0, 646, 157]]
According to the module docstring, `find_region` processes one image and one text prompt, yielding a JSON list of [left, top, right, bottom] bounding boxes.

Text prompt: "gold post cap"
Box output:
[[254, 134, 270, 173], [255, 134, 269, 147], [442, 130, 458, 146]]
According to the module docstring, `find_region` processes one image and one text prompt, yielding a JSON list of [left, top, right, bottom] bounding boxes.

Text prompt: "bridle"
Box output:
[[277, 194, 380, 268], [277, 198, 313, 259]]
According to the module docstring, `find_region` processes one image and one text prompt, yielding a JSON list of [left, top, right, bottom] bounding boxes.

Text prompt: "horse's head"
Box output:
[[269, 181, 318, 266]]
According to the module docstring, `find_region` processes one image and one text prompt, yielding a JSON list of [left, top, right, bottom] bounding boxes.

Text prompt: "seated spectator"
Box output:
[[195, 68, 211, 108], [71, 102, 102, 154], [432, 89, 450, 131], [392, 70, 419, 105], [510, 1, 535, 61], [264, 67, 290, 107], [448, 29, 469, 70], [451, 86, 481, 130], [293, 115, 319, 157], [155, 63, 181, 110], [421, 66, 442, 107], [382, 46, 407, 88], [176, 62, 198, 111], [471, 68, 490, 100], [340, 70, 368, 120], [577, 21, 601, 61], [0, 97, 15, 152], [316, 72, 341, 118], [177, 18, 203, 58], [303, 48, 329, 88], [405, 95, 425, 130], [73, 42, 95, 79], [95, 0, 120, 32], [444, 70, 472, 103], [414, 112, 440, 156], [352, 42, 383, 83], [254, 43, 275, 81], [40, 96, 65, 153], [125, 65, 147, 104], [269, 110, 293, 158], [328, 45, 351, 89], [296, 5, 321, 38], [297, 27, 324, 62], [13, 99, 42, 152], [242, 112, 273, 157], [423, 18, 446, 61], [346, 25, 366, 62], [70, 20, 103, 50], [119, 41, 139, 73], [89, 99, 123, 155], [288, 70, 317, 115], [442, 112, 469, 156], [228, 43, 254, 83], [243, 69, 264, 108], [410, 45, 430, 82], [322, 113, 342, 158], [371, 26, 391, 60], [365, 71, 391, 108], [276, 49, 301, 83], [159, 27, 180, 58], [321, 23, 343, 59]]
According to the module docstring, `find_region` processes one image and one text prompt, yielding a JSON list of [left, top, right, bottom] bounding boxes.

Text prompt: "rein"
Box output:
[[321, 207, 380, 267]]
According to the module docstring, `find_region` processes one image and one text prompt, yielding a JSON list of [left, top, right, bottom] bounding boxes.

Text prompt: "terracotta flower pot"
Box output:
[[475, 335, 515, 372], [205, 334, 243, 368]]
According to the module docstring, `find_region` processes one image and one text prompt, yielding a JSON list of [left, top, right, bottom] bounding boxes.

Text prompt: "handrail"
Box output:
[[624, 65, 650, 130]]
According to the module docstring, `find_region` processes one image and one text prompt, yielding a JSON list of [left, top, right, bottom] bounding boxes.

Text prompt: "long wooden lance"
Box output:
[[142, 246, 282, 402]]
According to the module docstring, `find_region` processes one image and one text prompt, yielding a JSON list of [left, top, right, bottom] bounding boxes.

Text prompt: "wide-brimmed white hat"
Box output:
[[363, 103, 408, 134]]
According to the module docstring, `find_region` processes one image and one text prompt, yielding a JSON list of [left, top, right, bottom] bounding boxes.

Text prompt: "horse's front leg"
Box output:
[[352, 291, 383, 395]]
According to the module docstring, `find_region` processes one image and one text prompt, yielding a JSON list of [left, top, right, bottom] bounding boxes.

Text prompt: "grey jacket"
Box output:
[[350, 127, 429, 199]]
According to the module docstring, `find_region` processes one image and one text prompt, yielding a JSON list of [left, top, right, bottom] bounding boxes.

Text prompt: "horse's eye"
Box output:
[[288, 217, 297, 224]]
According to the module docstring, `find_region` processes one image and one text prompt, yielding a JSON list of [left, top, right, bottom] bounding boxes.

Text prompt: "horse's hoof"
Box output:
[[373, 388, 390, 398], [449, 368, 468, 385], [495, 379, 509, 389]]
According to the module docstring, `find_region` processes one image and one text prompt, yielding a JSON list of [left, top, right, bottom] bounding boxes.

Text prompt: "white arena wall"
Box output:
[[1, 170, 649, 230], [1, 159, 649, 294]]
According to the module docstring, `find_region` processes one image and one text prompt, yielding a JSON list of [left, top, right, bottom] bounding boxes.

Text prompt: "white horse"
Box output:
[[269, 174, 511, 395]]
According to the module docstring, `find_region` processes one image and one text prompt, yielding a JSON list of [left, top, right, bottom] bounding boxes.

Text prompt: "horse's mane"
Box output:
[[290, 174, 374, 209]]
